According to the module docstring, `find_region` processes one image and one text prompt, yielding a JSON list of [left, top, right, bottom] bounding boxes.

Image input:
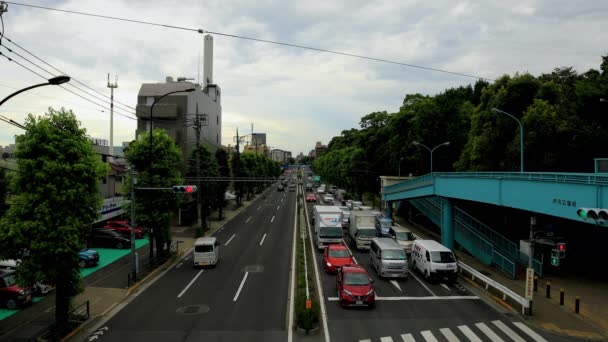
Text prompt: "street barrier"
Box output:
[[458, 261, 530, 315]]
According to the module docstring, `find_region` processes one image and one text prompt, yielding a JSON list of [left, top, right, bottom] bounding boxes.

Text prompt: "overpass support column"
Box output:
[[386, 201, 392, 219], [441, 197, 454, 250]]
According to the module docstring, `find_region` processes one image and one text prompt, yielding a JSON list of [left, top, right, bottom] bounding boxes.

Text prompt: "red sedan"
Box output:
[[336, 264, 375, 308], [306, 194, 317, 202], [104, 220, 145, 239], [323, 244, 353, 273]]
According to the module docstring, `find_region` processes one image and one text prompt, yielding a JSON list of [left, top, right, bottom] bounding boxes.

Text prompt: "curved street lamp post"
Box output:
[[491, 108, 524, 172], [412, 141, 450, 173], [0, 76, 70, 107], [149, 88, 196, 149]]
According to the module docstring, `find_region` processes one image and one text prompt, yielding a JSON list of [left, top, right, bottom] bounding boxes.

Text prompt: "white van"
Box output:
[[411, 240, 458, 283], [193, 237, 219, 267], [0, 259, 55, 294], [369, 238, 408, 278]]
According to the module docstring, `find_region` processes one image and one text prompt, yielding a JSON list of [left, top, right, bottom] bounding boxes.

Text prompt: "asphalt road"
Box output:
[[304, 193, 571, 342], [86, 185, 296, 342]]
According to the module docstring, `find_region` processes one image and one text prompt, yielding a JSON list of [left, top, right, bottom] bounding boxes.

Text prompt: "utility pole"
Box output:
[[129, 168, 138, 281], [235, 128, 242, 205], [107, 74, 118, 156], [191, 103, 207, 229]]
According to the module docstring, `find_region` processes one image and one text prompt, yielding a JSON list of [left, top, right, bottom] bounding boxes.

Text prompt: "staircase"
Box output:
[[408, 197, 542, 279]]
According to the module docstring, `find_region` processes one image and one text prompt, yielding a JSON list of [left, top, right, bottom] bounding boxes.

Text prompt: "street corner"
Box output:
[[540, 322, 608, 341]]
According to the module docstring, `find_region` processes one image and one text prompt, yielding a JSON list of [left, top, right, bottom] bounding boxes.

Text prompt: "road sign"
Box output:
[[525, 268, 534, 300]]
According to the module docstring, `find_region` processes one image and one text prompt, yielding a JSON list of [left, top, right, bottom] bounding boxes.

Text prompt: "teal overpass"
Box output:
[[381, 172, 608, 277]]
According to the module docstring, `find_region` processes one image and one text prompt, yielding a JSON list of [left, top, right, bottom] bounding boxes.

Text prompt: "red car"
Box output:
[[104, 220, 145, 239], [336, 264, 375, 308], [0, 269, 33, 309], [306, 194, 317, 202], [324, 244, 353, 273]]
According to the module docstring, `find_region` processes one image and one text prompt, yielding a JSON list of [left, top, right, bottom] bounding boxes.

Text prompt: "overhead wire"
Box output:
[[6, 1, 494, 81]]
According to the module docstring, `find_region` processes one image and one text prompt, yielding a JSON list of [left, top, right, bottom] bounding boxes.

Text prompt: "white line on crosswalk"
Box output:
[[492, 321, 526, 342], [421, 330, 439, 342], [359, 339, 371, 342], [401, 334, 416, 342], [458, 325, 482, 342], [476, 322, 504, 342], [380, 337, 394, 342], [440, 328, 460, 342], [512, 322, 548, 342]]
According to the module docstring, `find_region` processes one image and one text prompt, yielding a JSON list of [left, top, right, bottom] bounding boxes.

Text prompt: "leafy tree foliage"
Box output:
[[124, 128, 182, 260], [0, 108, 107, 326], [215, 149, 230, 220], [187, 145, 219, 229]]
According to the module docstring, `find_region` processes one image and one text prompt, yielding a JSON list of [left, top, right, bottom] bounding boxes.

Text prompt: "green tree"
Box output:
[[215, 149, 230, 220], [124, 129, 182, 261], [0, 108, 107, 326], [0, 168, 8, 217], [188, 145, 219, 229]]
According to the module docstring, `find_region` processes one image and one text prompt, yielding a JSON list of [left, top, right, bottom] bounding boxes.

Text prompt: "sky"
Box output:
[[0, 0, 607, 156]]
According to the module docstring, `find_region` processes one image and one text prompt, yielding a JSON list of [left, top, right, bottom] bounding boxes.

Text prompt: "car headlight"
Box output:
[[326, 262, 332, 267], [365, 289, 374, 296], [343, 289, 354, 298]]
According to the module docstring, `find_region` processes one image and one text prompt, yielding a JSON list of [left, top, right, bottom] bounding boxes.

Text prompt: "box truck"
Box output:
[[313, 206, 344, 250], [349, 211, 377, 250]]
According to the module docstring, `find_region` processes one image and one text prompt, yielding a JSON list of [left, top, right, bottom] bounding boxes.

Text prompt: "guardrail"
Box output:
[[458, 261, 530, 315]]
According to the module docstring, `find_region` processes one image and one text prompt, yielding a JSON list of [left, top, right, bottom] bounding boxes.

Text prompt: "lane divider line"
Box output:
[[233, 272, 249, 302], [175, 262, 183, 269], [225, 234, 236, 246], [177, 270, 204, 298], [408, 270, 437, 297], [271, 215, 275, 223], [277, 205, 280, 210], [287, 185, 298, 342], [260, 233, 267, 246], [245, 216, 252, 223]]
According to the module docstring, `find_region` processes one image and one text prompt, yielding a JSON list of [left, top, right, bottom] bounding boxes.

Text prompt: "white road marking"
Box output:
[[401, 334, 416, 342], [476, 323, 504, 342], [260, 233, 267, 246], [175, 262, 183, 269], [440, 328, 460, 342], [440, 283, 451, 291], [457, 325, 482, 342], [281, 198, 284, 203], [225, 234, 236, 246], [408, 270, 437, 296], [326, 296, 478, 301], [341, 238, 358, 264], [512, 322, 548, 342], [184, 255, 192, 260], [492, 320, 526, 342], [245, 216, 252, 223], [380, 337, 394, 342], [177, 270, 203, 298], [233, 272, 249, 301], [390, 280, 402, 292], [277, 205, 280, 210], [421, 330, 439, 342], [271, 215, 275, 223], [257, 206, 261, 210], [359, 339, 372, 342]]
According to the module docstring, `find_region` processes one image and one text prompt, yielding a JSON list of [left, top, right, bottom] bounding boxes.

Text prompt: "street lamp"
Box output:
[[398, 157, 404, 177], [149, 88, 196, 149], [412, 141, 450, 173], [601, 98, 607, 103], [491, 108, 524, 172], [0, 76, 70, 107]]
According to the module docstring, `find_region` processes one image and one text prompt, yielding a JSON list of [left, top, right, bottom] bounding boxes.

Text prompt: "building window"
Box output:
[[217, 133, 219, 144], [146, 97, 154, 105], [216, 116, 219, 125]]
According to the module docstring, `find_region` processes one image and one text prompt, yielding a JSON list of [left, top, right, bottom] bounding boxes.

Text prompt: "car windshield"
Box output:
[[431, 251, 456, 263], [382, 249, 406, 260], [329, 249, 350, 258], [344, 272, 370, 286], [319, 227, 343, 238], [358, 229, 376, 238], [3, 274, 17, 287], [396, 232, 414, 241], [195, 244, 214, 253]]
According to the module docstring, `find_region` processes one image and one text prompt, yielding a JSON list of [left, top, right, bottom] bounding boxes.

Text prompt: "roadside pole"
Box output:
[[525, 216, 537, 315], [130, 168, 138, 281]]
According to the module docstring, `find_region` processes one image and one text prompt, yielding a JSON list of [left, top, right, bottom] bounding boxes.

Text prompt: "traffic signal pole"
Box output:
[[527, 216, 536, 315], [130, 168, 138, 281]]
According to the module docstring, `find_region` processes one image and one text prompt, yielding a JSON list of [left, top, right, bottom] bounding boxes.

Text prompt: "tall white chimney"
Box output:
[[203, 35, 213, 87]]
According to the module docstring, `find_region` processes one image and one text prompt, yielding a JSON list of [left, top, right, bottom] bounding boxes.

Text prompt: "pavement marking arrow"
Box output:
[[389, 280, 402, 292], [88, 335, 99, 341], [99, 327, 109, 331], [440, 283, 451, 291]]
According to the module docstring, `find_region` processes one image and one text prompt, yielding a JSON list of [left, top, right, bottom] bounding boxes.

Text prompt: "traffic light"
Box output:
[[576, 208, 608, 221], [550, 248, 560, 266], [172, 185, 197, 193], [556, 242, 566, 258]]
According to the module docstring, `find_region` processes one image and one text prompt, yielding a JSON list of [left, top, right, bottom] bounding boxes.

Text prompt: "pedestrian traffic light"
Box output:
[[556, 242, 566, 258], [550, 249, 560, 266], [172, 185, 197, 193], [576, 207, 608, 221]]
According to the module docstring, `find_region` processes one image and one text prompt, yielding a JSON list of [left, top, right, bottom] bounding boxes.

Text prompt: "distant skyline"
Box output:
[[1, 0, 607, 155]]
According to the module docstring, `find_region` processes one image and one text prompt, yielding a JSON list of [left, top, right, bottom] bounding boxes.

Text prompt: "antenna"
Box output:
[[198, 52, 201, 86], [107, 73, 118, 157]]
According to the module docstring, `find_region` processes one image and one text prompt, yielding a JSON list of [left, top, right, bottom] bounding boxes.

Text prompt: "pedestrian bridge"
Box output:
[[381, 172, 608, 278]]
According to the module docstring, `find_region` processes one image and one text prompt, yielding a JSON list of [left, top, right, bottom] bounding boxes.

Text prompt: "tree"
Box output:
[[187, 145, 219, 229], [215, 149, 230, 220], [0, 108, 107, 327], [124, 129, 182, 261], [0, 168, 8, 217]]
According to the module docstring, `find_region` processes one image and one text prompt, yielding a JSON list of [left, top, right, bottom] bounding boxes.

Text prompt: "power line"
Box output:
[[6, 1, 494, 81]]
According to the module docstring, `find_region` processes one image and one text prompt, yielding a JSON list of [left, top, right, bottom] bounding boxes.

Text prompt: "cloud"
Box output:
[[1, 0, 607, 156]]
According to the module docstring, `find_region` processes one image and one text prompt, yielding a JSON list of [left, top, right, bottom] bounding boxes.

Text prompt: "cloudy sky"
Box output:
[[0, 0, 607, 155]]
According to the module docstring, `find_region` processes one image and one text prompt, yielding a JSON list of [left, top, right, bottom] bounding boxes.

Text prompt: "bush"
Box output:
[[194, 226, 205, 238]]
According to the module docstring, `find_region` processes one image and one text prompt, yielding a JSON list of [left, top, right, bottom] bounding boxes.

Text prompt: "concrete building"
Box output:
[[134, 35, 222, 172], [315, 141, 327, 158], [270, 149, 292, 163]]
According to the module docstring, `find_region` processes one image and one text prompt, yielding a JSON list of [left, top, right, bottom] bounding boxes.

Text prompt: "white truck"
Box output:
[[349, 211, 377, 250], [313, 206, 344, 250]]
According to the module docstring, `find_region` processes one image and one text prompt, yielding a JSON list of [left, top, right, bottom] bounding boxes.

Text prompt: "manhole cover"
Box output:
[[243, 265, 264, 273], [176, 305, 210, 316]]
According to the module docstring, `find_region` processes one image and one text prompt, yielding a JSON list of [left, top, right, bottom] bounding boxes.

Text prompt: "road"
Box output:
[[304, 193, 571, 342], [85, 185, 296, 342]]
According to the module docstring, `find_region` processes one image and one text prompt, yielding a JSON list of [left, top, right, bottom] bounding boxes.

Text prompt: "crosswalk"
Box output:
[[358, 320, 548, 342]]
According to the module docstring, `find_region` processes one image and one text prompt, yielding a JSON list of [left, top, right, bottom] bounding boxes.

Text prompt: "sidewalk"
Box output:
[[47, 194, 261, 341], [394, 215, 608, 341]]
